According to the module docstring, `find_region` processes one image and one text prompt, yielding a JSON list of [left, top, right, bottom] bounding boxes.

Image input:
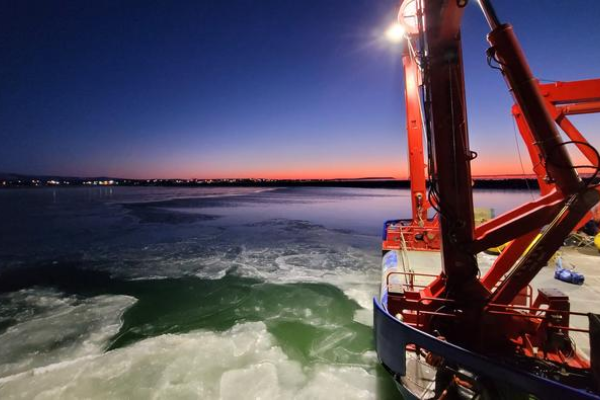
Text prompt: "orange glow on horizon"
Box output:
[[120, 162, 541, 181], [94, 145, 597, 181]]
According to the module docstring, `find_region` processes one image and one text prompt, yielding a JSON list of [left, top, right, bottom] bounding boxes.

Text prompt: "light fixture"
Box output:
[[385, 22, 406, 43]]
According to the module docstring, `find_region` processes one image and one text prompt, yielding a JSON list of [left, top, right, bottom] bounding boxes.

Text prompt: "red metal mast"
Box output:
[[403, 44, 428, 229]]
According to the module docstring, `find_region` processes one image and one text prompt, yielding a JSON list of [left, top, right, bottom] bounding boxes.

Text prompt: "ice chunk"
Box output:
[[0, 322, 377, 400], [0, 289, 136, 378]]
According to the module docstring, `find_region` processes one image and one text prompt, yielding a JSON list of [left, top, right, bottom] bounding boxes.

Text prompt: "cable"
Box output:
[[564, 334, 577, 360], [486, 47, 505, 73], [398, 224, 413, 287], [511, 115, 535, 200], [537, 77, 559, 83], [545, 140, 600, 188]]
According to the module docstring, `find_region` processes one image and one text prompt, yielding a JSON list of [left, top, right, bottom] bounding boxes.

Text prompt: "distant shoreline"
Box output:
[[1, 178, 545, 190]]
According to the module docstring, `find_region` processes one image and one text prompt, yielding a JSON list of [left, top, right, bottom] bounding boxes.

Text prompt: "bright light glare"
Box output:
[[385, 23, 405, 43]]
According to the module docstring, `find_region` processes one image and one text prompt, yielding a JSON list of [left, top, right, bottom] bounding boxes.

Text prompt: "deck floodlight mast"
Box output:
[[385, 23, 406, 43]]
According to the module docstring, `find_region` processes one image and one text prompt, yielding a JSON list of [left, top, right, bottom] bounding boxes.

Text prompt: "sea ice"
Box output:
[[0, 288, 136, 379], [0, 322, 378, 400]]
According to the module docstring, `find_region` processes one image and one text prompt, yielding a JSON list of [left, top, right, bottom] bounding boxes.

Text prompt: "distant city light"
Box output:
[[385, 23, 405, 43]]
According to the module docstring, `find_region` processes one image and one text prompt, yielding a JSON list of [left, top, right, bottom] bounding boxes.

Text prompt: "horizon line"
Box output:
[[1, 172, 546, 182]]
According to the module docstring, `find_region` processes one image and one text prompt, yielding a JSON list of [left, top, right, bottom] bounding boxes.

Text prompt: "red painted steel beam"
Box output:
[[511, 105, 554, 195], [490, 187, 600, 305], [511, 76, 599, 207], [512, 81, 600, 196], [481, 230, 539, 291], [470, 190, 564, 253], [558, 101, 600, 115], [539, 79, 600, 104], [545, 100, 600, 166], [421, 0, 484, 298], [402, 45, 429, 225], [488, 24, 583, 196]]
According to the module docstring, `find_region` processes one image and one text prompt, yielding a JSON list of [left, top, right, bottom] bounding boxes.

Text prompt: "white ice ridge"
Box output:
[[0, 322, 377, 400], [91, 231, 381, 326], [0, 288, 136, 379], [236, 246, 380, 325], [206, 244, 380, 327]]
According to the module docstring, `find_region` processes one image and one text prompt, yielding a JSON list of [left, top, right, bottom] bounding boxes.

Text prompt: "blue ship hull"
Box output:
[[374, 298, 600, 399]]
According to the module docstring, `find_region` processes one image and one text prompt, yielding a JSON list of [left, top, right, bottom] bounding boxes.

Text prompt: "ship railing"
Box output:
[[384, 274, 583, 335], [486, 303, 591, 333], [385, 271, 438, 292], [409, 301, 591, 334], [386, 271, 534, 306]]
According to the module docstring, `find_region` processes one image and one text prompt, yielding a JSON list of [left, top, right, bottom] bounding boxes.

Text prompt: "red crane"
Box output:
[[375, 0, 600, 398], [382, 5, 600, 255]]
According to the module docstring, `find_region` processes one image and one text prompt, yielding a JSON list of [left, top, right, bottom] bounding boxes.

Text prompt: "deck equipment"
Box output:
[[375, 0, 600, 398]]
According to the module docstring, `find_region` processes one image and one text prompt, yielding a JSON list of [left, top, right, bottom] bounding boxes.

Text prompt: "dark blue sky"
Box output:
[[1, 0, 599, 178]]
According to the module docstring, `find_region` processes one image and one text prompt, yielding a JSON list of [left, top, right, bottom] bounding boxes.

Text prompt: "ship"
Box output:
[[374, 0, 600, 398]]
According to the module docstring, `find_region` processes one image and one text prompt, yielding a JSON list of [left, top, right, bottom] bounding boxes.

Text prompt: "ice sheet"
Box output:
[[0, 322, 377, 400], [0, 288, 136, 379]]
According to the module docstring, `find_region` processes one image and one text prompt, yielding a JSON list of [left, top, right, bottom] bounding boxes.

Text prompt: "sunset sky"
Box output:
[[2, 0, 599, 179]]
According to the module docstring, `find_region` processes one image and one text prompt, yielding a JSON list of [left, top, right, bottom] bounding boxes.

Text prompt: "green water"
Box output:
[[101, 275, 399, 397]]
